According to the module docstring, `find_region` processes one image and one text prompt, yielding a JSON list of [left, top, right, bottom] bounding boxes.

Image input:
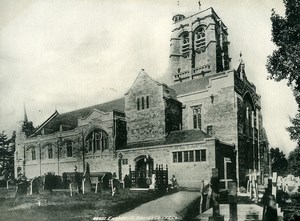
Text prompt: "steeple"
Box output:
[[21, 104, 34, 137], [23, 104, 28, 123]]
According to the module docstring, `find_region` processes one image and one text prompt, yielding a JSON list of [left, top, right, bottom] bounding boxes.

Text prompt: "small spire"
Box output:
[[23, 104, 28, 123], [239, 51, 244, 65], [238, 51, 245, 77], [198, 0, 201, 10]]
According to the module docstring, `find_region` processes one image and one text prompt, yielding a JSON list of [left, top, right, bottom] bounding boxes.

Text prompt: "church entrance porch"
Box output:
[[132, 155, 153, 188], [129, 155, 169, 190]]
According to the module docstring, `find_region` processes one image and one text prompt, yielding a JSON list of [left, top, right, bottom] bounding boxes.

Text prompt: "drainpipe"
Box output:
[[256, 111, 261, 183], [23, 145, 26, 176], [235, 144, 239, 193], [39, 143, 41, 176], [252, 111, 255, 171], [82, 130, 85, 172], [57, 135, 62, 175]]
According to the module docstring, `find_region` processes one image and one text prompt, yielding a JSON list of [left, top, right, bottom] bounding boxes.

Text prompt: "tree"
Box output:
[[286, 112, 300, 144], [0, 131, 16, 175], [267, 0, 300, 144], [267, 0, 300, 92], [287, 146, 300, 176], [270, 147, 288, 176]]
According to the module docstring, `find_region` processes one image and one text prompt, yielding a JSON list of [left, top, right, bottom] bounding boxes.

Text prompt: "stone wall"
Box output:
[[178, 71, 237, 145], [17, 112, 120, 178], [235, 71, 270, 185], [118, 139, 217, 188], [125, 72, 166, 143], [168, 8, 229, 84]]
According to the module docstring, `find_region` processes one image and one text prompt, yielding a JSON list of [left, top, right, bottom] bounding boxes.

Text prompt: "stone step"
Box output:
[[194, 204, 263, 221]]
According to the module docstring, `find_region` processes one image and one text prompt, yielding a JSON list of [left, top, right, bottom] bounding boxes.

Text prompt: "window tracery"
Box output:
[[85, 129, 108, 153]]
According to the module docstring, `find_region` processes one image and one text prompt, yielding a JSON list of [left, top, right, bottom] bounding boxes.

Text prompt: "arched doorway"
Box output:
[[134, 155, 153, 188]]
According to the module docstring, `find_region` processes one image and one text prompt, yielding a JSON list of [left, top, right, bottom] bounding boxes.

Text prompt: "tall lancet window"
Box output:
[[48, 146, 53, 159], [32, 148, 36, 160], [192, 105, 202, 129], [137, 98, 140, 110], [141, 97, 145, 110], [66, 141, 73, 157]]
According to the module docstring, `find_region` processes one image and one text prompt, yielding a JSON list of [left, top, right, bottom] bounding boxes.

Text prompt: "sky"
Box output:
[[0, 0, 298, 154]]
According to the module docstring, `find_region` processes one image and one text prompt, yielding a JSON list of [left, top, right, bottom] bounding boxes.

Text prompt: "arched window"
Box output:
[[48, 146, 53, 159], [86, 129, 109, 153], [180, 32, 189, 55], [194, 27, 206, 51], [32, 148, 36, 160], [66, 141, 73, 157]]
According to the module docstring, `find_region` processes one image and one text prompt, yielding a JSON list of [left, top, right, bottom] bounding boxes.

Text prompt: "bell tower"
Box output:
[[168, 7, 231, 84]]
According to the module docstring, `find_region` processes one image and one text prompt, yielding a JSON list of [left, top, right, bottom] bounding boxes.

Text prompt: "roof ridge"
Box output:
[[58, 97, 124, 116]]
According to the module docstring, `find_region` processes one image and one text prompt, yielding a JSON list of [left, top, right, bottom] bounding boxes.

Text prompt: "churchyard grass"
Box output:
[[0, 187, 163, 221]]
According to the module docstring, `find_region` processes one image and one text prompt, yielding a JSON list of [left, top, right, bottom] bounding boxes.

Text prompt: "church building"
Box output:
[[15, 7, 269, 189]]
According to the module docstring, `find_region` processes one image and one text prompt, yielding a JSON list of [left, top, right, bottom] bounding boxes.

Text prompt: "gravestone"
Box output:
[[44, 172, 58, 192], [82, 162, 92, 194], [123, 174, 131, 188], [30, 177, 40, 195], [149, 174, 156, 189], [7, 179, 15, 189], [228, 181, 237, 221], [15, 174, 29, 197], [199, 180, 206, 214], [7, 172, 15, 189], [111, 178, 120, 196], [70, 182, 79, 196], [62, 173, 69, 189], [208, 168, 224, 221]]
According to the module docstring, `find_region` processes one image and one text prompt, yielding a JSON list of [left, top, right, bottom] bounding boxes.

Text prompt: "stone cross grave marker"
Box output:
[[82, 162, 92, 194]]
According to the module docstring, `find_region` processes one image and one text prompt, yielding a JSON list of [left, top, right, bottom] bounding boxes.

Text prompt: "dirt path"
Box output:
[[111, 191, 201, 221]]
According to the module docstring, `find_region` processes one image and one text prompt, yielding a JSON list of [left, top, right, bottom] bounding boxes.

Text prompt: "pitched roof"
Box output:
[[32, 97, 125, 136], [125, 70, 162, 95], [165, 129, 211, 144], [169, 77, 210, 95], [126, 129, 211, 149]]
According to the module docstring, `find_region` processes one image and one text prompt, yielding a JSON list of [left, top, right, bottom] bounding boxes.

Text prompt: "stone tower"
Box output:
[[168, 8, 231, 84]]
